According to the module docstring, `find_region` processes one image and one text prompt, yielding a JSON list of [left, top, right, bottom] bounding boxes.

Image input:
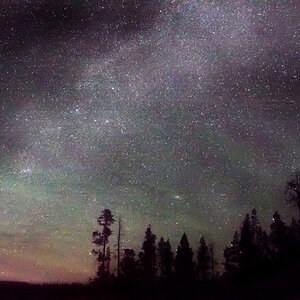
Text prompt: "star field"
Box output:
[[0, 0, 299, 282]]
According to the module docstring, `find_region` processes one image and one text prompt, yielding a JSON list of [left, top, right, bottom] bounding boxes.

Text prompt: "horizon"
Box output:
[[0, 205, 296, 284]]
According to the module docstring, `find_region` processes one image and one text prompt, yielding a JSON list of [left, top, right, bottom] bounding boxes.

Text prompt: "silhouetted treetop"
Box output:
[[175, 233, 194, 280], [197, 236, 211, 280], [92, 208, 115, 280], [139, 225, 157, 280], [157, 237, 174, 279]]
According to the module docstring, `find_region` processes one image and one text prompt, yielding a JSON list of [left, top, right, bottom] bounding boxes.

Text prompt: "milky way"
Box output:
[[0, 0, 299, 282]]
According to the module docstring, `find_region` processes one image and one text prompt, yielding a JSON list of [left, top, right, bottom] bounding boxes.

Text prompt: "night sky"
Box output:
[[0, 0, 299, 283]]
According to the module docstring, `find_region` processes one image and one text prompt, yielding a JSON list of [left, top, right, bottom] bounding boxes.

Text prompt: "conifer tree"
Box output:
[[106, 246, 111, 275], [256, 227, 271, 261], [174, 233, 194, 280], [270, 211, 288, 256], [197, 236, 211, 280], [250, 208, 267, 263], [157, 237, 166, 277], [157, 237, 174, 279], [209, 242, 216, 278], [164, 239, 174, 279], [121, 249, 138, 281], [250, 208, 260, 239], [92, 208, 115, 279], [239, 213, 256, 269], [223, 230, 240, 274], [139, 225, 157, 280]]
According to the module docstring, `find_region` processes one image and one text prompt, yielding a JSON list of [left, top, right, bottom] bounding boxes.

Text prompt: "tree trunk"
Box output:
[[210, 245, 215, 278], [297, 191, 300, 218], [117, 217, 122, 279], [103, 236, 106, 275]]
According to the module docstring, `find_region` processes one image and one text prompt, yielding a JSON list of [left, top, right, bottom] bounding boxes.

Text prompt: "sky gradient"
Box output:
[[0, 0, 299, 282]]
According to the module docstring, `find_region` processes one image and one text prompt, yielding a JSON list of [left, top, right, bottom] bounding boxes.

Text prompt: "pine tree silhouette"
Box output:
[[223, 230, 240, 275], [250, 208, 260, 238], [121, 249, 138, 281], [249, 208, 265, 264], [164, 239, 174, 280], [157, 237, 174, 280], [174, 233, 194, 280], [270, 211, 288, 256], [256, 227, 271, 262], [239, 213, 256, 269], [209, 242, 217, 278], [139, 225, 157, 281], [92, 208, 115, 280], [197, 236, 211, 280]]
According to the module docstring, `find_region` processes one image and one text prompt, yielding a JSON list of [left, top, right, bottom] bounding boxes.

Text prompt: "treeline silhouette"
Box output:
[[90, 170, 300, 286], [0, 170, 300, 299], [92, 209, 214, 283], [91, 208, 300, 284]]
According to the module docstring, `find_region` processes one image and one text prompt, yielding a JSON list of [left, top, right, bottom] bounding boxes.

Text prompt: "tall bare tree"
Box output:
[[117, 216, 123, 279]]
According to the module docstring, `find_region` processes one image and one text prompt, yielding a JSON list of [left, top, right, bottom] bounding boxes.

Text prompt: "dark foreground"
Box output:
[[0, 271, 299, 300]]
